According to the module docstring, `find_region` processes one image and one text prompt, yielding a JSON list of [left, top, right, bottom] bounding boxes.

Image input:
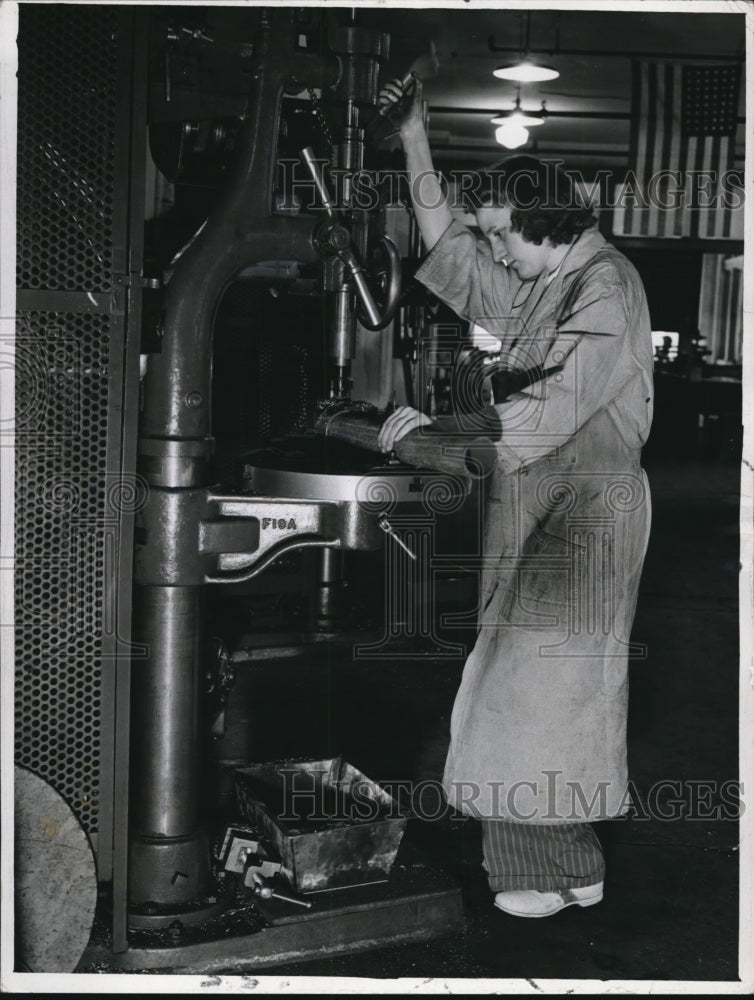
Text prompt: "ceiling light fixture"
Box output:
[[491, 92, 545, 127], [493, 61, 559, 83], [492, 11, 560, 84], [495, 123, 530, 149]]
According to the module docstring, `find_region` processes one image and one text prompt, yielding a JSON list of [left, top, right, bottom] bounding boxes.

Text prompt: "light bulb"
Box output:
[[495, 123, 530, 149], [493, 61, 559, 83]]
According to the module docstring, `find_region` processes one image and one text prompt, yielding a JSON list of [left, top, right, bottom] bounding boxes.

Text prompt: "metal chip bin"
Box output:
[[235, 757, 408, 893]]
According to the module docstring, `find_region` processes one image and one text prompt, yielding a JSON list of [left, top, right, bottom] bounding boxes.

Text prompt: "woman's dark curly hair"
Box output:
[[461, 155, 597, 247]]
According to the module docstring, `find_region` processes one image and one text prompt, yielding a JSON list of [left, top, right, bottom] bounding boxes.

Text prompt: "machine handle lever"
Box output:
[[250, 872, 312, 909], [340, 248, 382, 328], [300, 147, 397, 331], [300, 146, 336, 217], [378, 515, 417, 561]]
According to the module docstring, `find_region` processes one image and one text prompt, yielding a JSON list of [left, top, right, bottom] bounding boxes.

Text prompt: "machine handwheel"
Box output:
[[356, 235, 402, 331]]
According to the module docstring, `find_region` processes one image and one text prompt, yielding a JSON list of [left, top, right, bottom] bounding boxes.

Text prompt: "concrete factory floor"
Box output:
[[207, 451, 741, 984]]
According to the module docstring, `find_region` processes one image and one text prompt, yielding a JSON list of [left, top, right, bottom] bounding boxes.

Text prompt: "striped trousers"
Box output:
[[482, 820, 605, 892]]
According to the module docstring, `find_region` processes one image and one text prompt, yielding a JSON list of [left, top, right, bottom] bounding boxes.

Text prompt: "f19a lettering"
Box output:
[[261, 517, 298, 531]]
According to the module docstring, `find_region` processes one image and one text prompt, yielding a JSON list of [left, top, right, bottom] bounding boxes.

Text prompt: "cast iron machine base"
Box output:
[[85, 860, 464, 973]]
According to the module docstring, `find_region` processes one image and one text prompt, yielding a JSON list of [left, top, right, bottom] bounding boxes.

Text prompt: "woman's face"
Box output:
[[476, 205, 552, 281]]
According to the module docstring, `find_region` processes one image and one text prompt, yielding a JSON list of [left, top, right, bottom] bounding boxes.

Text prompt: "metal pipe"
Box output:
[[332, 286, 355, 370], [130, 586, 203, 837], [128, 586, 210, 907], [315, 547, 345, 629]]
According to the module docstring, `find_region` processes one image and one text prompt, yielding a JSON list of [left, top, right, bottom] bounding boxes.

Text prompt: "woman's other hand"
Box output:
[[377, 406, 432, 452]]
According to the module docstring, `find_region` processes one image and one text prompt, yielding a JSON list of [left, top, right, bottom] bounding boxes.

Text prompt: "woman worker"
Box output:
[[377, 79, 654, 918]]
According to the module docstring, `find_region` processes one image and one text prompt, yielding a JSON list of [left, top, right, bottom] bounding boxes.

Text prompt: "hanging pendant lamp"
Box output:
[[492, 12, 560, 84]]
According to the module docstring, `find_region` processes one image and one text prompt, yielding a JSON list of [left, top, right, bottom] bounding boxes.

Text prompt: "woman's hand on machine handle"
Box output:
[[379, 76, 450, 251], [377, 76, 424, 138], [378, 406, 432, 452]]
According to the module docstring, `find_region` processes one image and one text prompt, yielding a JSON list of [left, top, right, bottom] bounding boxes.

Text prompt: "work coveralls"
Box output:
[[414, 220, 654, 888]]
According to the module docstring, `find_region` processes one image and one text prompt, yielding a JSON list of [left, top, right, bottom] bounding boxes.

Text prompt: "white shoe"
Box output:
[[494, 882, 604, 918]]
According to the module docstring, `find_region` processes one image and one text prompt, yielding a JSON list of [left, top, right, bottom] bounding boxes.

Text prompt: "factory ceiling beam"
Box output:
[[431, 107, 630, 121], [487, 37, 745, 61], [431, 144, 629, 158], [432, 145, 743, 161], [430, 107, 746, 125]]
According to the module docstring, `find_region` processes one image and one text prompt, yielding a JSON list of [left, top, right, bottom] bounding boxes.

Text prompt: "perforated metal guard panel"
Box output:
[[14, 311, 112, 834], [16, 6, 117, 291], [15, 5, 128, 845]]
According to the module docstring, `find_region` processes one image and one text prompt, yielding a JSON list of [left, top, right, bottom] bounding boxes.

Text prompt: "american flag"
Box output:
[[613, 61, 743, 240]]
